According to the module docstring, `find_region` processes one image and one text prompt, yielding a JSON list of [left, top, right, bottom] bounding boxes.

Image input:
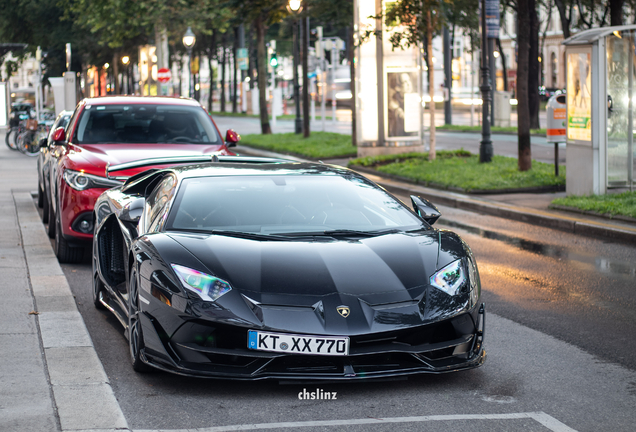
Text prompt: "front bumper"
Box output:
[[137, 303, 486, 380], [58, 181, 107, 244]]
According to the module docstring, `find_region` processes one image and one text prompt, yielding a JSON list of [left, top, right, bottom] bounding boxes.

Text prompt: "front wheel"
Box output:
[[54, 213, 84, 263], [128, 269, 152, 372]]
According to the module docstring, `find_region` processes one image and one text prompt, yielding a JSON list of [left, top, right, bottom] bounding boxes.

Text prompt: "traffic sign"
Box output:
[[157, 68, 171, 83]]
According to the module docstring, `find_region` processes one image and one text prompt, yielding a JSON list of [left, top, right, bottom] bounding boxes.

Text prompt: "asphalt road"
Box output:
[[53, 194, 636, 432]]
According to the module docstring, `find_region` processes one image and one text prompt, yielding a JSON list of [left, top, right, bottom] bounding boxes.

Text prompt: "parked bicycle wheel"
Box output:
[[19, 130, 41, 157], [5, 128, 18, 150]]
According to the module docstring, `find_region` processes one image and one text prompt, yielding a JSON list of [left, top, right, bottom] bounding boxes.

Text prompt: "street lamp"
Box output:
[[288, 0, 303, 134], [121, 56, 130, 94], [182, 26, 196, 98]]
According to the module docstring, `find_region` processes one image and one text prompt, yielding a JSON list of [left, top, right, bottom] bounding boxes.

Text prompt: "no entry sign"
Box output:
[[157, 68, 171, 83]]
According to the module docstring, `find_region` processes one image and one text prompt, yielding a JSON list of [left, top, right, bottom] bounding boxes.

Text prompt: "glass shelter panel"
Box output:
[[606, 31, 636, 188]]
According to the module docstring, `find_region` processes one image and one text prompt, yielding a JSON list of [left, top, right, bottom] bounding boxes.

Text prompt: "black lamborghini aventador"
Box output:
[[92, 156, 486, 379]]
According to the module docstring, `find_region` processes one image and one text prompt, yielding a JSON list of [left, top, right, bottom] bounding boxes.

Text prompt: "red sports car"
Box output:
[[47, 96, 239, 263]]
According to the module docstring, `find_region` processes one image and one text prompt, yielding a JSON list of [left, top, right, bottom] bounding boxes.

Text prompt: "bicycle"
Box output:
[[18, 119, 52, 157], [5, 112, 31, 150]]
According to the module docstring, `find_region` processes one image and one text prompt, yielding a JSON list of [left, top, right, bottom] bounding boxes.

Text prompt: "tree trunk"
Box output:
[[207, 55, 214, 111], [554, 0, 571, 39], [517, 0, 532, 171], [528, 0, 541, 130], [220, 34, 227, 113], [348, 25, 356, 147], [427, 11, 436, 161], [113, 52, 120, 94], [610, 0, 624, 25], [302, 17, 310, 138], [233, 27, 239, 113], [255, 14, 272, 134], [248, 26, 256, 90], [497, 38, 508, 92]]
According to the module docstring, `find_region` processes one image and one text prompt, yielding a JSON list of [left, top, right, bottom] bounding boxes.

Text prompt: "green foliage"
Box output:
[[551, 192, 636, 219], [240, 132, 356, 159], [350, 151, 565, 191], [350, 150, 470, 167]]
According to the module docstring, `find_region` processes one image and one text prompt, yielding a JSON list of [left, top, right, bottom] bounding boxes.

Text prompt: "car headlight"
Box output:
[[430, 259, 466, 296], [63, 169, 123, 191], [171, 264, 232, 302]]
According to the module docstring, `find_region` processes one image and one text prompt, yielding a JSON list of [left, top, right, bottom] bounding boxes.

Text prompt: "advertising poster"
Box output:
[[567, 51, 592, 141], [387, 70, 419, 138]]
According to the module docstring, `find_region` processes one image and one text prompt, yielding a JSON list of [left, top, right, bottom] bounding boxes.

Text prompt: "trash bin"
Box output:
[[546, 93, 567, 176], [546, 93, 567, 143]]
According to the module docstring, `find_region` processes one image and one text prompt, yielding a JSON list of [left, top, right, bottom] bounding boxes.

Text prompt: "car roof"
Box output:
[[80, 95, 202, 107]]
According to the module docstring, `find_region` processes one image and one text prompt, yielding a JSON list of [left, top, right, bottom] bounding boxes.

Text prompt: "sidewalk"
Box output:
[[0, 128, 634, 431], [0, 134, 127, 431]]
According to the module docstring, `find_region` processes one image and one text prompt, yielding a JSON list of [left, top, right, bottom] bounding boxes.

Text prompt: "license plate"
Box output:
[[248, 330, 349, 356]]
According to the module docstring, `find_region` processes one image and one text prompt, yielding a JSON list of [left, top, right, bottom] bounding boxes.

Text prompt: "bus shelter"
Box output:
[[563, 25, 636, 195]]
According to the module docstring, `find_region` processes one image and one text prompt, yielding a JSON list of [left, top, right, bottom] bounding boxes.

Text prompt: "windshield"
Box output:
[[73, 104, 221, 144], [166, 174, 426, 235]]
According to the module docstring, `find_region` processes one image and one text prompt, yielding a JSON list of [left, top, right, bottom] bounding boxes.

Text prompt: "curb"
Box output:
[[15, 192, 129, 431]]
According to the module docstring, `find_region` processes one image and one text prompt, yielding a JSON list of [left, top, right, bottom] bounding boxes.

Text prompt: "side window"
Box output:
[[146, 175, 177, 233]]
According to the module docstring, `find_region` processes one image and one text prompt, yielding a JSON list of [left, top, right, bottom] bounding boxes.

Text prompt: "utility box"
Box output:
[[546, 93, 567, 143], [563, 25, 636, 195], [493, 91, 511, 127]]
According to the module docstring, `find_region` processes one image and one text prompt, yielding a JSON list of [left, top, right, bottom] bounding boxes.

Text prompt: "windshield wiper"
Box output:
[[170, 228, 287, 241], [209, 230, 289, 241], [280, 228, 402, 238]]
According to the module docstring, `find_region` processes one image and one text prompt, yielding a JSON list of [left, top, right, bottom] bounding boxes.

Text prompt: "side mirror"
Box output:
[[410, 195, 441, 225], [225, 129, 241, 147], [52, 127, 66, 144], [120, 197, 145, 223], [38, 138, 48, 149]]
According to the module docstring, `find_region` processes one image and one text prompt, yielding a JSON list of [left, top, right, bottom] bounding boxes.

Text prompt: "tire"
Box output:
[[46, 200, 56, 238], [92, 273, 107, 310], [37, 181, 44, 208], [19, 130, 40, 157], [5, 128, 18, 150], [128, 269, 152, 372], [41, 188, 49, 224], [54, 213, 84, 263]]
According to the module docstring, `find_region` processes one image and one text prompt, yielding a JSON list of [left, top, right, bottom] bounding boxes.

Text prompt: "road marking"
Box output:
[[133, 411, 577, 432]]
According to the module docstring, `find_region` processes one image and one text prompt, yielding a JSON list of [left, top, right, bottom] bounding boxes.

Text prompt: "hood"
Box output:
[[168, 231, 453, 335], [67, 143, 230, 177]]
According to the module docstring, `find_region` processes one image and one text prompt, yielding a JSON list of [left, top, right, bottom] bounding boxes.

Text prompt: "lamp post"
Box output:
[[288, 0, 303, 134], [182, 27, 196, 98], [479, 0, 493, 162], [121, 55, 130, 94]]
